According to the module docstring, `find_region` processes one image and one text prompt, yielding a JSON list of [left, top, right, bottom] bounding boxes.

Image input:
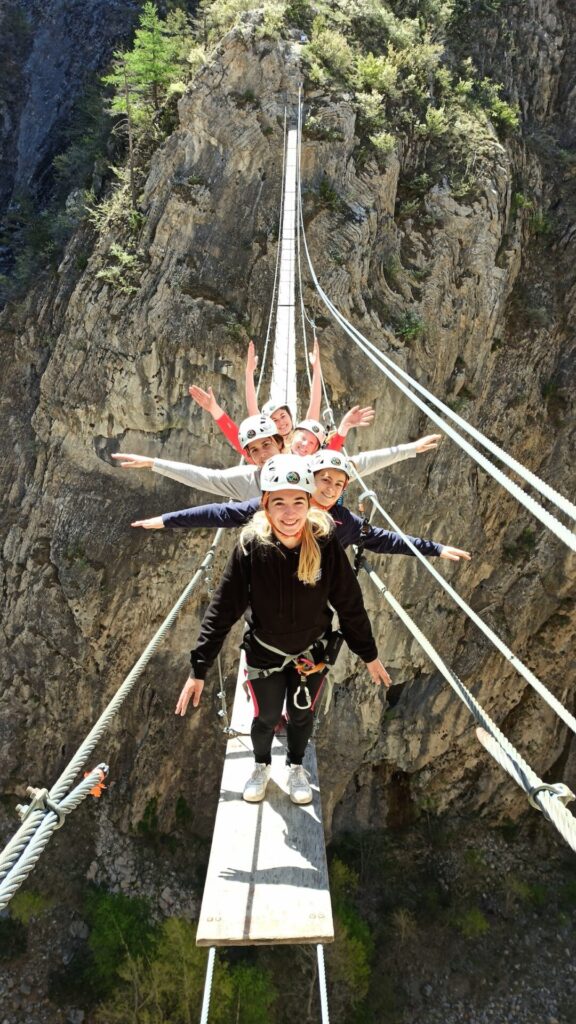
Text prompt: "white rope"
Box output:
[[348, 463, 576, 735], [346, 328, 576, 524], [0, 534, 224, 885], [317, 944, 330, 1024], [311, 282, 576, 554], [0, 765, 109, 910], [295, 149, 576, 553], [363, 562, 576, 853], [199, 947, 217, 1024], [475, 728, 576, 851]]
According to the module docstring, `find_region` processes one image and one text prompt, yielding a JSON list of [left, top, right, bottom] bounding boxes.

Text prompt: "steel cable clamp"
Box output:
[[527, 782, 575, 813], [16, 787, 67, 830]]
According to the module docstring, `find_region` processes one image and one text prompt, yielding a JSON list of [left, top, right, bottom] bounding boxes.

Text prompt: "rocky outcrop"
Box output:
[[0, 0, 138, 207], [0, 6, 575, 874]]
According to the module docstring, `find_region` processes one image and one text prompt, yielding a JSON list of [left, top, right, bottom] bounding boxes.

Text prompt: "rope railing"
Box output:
[[348, 463, 576, 736], [292, 105, 576, 738], [0, 534, 224, 893], [0, 765, 109, 911], [344, 329, 576, 524], [0, 104, 296, 906], [362, 560, 576, 853], [296, 156, 576, 554], [256, 108, 288, 400]]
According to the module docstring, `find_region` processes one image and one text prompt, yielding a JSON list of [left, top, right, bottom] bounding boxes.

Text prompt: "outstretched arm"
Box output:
[[350, 433, 443, 475], [177, 544, 251, 714], [305, 338, 322, 421], [132, 498, 260, 531], [340, 509, 471, 561], [245, 341, 259, 416], [112, 453, 153, 470]]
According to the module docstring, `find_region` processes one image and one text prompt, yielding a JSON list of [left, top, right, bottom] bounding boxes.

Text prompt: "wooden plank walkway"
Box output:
[[196, 655, 334, 946]]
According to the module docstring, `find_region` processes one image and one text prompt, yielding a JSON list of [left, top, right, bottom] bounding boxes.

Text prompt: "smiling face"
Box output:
[[245, 435, 282, 467], [271, 407, 293, 436], [312, 468, 348, 507], [265, 489, 309, 539], [291, 428, 321, 457]]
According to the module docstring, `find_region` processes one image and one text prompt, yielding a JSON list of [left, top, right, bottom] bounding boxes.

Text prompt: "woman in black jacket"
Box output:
[[176, 455, 391, 806]]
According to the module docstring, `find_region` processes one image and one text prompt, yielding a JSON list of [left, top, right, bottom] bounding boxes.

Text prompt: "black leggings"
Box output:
[[247, 667, 326, 766]]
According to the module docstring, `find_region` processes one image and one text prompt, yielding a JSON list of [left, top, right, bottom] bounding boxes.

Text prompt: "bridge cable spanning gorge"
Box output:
[[1, 94, 575, 1021]]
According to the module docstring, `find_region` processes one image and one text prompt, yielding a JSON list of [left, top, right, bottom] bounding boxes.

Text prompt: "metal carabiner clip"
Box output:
[[293, 684, 312, 710]]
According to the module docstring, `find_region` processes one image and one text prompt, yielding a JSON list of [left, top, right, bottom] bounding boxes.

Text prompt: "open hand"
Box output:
[[412, 434, 442, 454], [365, 658, 392, 687], [339, 405, 375, 435], [188, 385, 220, 418], [131, 516, 165, 529], [175, 676, 204, 715], [246, 340, 258, 375], [439, 546, 471, 562], [111, 453, 153, 470]]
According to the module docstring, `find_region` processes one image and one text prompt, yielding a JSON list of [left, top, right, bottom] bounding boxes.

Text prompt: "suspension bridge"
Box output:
[[1, 95, 575, 1024]]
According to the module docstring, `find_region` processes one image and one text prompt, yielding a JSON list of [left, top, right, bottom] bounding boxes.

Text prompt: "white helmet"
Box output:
[[262, 398, 293, 420], [311, 450, 351, 479], [238, 414, 279, 450], [294, 418, 326, 446], [260, 455, 315, 495]]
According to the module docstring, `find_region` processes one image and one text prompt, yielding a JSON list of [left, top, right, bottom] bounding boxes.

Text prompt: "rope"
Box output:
[[317, 944, 331, 1024], [349, 464, 576, 736], [310, 282, 576, 554], [363, 561, 576, 853], [0, 535, 224, 886], [0, 765, 109, 911], [345, 328, 576, 525], [199, 947, 216, 1024], [475, 728, 576, 850], [295, 134, 576, 553]]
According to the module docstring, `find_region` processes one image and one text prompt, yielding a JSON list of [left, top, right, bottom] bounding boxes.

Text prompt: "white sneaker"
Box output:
[[243, 763, 271, 803], [288, 765, 313, 805]]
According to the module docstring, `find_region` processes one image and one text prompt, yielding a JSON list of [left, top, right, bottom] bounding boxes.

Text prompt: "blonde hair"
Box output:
[[240, 505, 333, 586]]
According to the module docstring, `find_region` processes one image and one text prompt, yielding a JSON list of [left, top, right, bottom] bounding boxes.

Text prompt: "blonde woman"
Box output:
[[176, 455, 391, 806]]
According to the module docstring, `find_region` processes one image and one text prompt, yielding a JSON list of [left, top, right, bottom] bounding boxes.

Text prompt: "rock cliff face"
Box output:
[[1, 3, 575, 872], [0, 0, 137, 209]]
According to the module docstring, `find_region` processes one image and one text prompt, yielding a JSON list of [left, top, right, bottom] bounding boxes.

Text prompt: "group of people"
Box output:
[[113, 342, 470, 806]]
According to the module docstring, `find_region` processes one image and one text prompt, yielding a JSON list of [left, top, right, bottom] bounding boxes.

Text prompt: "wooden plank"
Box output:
[[196, 733, 334, 946], [198, 655, 333, 945]]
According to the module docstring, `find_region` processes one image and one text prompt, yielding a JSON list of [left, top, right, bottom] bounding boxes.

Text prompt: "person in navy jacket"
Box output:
[[132, 450, 471, 565]]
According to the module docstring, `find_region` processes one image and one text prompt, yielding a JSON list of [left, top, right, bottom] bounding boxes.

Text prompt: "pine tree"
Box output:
[[129, 1, 181, 111]]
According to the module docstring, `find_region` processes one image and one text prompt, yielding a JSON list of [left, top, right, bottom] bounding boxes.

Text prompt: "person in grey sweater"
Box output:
[[112, 415, 442, 503]]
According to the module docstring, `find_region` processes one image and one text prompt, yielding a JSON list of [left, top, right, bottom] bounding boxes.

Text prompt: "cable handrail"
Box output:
[[347, 461, 576, 735], [363, 560, 576, 853], [298, 213, 576, 554], [0, 535, 224, 888]]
